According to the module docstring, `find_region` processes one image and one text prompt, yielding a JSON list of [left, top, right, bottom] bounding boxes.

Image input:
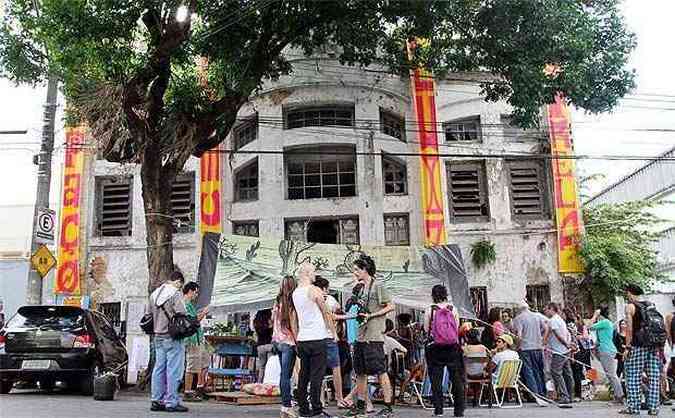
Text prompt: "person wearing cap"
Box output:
[[485, 334, 519, 385]]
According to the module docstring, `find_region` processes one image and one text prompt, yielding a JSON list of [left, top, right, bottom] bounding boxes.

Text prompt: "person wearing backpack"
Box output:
[[148, 270, 189, 413], [424, 284, 464, 417], [621, 284, 667, 416]]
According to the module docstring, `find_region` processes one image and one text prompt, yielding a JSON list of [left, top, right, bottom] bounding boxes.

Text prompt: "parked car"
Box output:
[[0, 305, 127, 395]]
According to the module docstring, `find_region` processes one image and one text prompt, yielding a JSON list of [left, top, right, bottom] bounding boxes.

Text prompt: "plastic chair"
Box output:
[[479, 359, 523, 409]]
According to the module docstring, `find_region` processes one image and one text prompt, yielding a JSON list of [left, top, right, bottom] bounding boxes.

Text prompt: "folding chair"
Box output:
[[479, 359, 523, 409], [411, 363, 454, 410], [464, 356, 491, 407]]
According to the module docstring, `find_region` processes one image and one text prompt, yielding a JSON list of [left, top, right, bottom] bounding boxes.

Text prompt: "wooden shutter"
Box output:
[[171, 172, 195, 233], [447, 162, 489, 222], [339, 218, 359, 244], [97, 176, 133, 237], [508, 162, 547, 219], [384, 214, 409, 246]]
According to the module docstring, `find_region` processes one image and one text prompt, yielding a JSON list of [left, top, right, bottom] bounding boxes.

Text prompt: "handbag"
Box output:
[[139, 311, 154, 335], [160, 305, 200, 340]]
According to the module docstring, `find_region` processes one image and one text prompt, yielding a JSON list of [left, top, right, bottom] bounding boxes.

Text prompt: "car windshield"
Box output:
[[7, 306, 85, 332]]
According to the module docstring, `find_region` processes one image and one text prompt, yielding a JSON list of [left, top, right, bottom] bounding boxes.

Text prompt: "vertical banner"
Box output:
[[199, 147, 222, 234], [407, 39, 447, 247], [55, 126, 86, 295], [547, 95, 584, 273]]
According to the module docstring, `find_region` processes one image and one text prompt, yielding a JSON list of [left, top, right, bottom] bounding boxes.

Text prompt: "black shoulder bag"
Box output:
[[160, 304, 200, 340]]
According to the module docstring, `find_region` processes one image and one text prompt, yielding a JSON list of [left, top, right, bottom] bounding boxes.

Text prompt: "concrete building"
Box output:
[[67, 55, 564, 325], [586, 145, 675, 316]]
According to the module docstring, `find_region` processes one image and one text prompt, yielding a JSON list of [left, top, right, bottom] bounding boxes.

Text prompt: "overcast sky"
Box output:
[[1, 0, 673, 250]]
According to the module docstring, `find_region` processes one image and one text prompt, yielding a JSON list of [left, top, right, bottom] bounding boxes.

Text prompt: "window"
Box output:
[[285, 105, 354, 129], [233, 221, 259, 237], [97, 302, 122, 328], [447, 162, 490, 223], [233, 114, 258, 149], [286, 146, 356, 199], [95, 176, 133, 237], [380, 109, 405, 141], [507, 161, 548, 220], [526, 285, 551, 314], [235, 160, 258, 201], [383, 156, 407, 195], [384, 214, 409, 246], [285, 217, 359, 244], [470, 287, 488, 322], [171, 172, 196, 233], [444, 117, 481, 142]]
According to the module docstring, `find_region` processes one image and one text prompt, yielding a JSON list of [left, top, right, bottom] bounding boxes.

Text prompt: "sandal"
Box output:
[[337, 399, 352, 409]]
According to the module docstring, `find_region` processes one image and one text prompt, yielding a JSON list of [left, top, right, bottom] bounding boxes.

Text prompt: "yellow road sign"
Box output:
[[31, 244, 57, 278]]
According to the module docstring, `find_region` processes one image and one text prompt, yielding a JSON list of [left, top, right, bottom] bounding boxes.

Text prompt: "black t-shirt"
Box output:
[[630, 301, 645, 347]]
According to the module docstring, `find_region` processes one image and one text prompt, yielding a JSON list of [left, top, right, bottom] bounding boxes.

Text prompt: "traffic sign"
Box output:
[[35, 207, 56, 244], [31, 245, 57, 278]]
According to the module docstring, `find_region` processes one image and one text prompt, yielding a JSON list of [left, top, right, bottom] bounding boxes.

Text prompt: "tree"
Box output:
[[579, 201, 666, 304], [1, 0, 636, 291]]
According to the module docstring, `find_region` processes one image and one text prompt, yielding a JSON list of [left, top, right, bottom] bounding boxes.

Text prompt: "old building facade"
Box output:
[[76, 55, 563, 324]]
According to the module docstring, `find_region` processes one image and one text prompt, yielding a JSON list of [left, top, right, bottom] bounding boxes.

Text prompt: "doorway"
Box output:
[[306, 220, 338, 244]]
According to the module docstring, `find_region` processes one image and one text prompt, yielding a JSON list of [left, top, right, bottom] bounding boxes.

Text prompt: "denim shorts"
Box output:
[[326, 339, 340, 369]]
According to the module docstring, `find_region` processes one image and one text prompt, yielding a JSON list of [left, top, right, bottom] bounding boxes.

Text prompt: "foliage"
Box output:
[[580, 201, 666, 304], [470, 239, 496, 270], [0, 0, 637, 289]]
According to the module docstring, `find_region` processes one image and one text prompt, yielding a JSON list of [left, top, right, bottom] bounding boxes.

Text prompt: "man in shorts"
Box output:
[[344, 255, 394, 418], [182, 281, 210, 401], [315, 276, 346, 407]]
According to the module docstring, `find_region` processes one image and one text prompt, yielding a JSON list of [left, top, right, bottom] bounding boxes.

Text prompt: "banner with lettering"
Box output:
[[199, 146, 222, 234], [55, 126, 86, 295], [547, 96, 584, 273], [407, 39, 447, 247]]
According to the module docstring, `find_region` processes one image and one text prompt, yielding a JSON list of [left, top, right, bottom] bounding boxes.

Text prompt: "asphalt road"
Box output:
[[1, 390, 674, 418]]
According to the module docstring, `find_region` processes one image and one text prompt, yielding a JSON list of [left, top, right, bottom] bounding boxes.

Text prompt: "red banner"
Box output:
[[55, 126, 86, 295], [407, 39, 447, 247], [200, 146, 222, 234], [547, 96, 584, 273]]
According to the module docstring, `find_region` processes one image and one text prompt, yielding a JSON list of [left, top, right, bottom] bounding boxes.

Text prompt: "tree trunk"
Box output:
[[141, 145, 177, 293]]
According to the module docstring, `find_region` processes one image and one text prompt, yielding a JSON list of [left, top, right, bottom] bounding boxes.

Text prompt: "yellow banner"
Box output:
[[55, 126, 86, 295], [547, 96, 584, 273], [407, 39, 447, 247], [200, 146, 222, 234]]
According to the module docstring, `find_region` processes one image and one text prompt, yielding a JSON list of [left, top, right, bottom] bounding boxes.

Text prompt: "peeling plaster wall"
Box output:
[[81, 59, 563, 312]]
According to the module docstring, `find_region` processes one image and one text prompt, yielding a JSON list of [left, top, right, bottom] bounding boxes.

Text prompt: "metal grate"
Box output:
[[470, 287, 489, 322], [235, 160, 258, 201], [508, 161, 547, 220], [96, 176, 133, 237], [233, 221, 259, 237], [383, 156, 407, 195], [526, 285, 551, 314], [171, 172, 196, 233], [447, 162, 490, 223], [444, 117, 481, 142], [233, 114, 258, 150], [384, 214, 410, 246], [285, 106, 354, 129], [97, 302, 121, 328], [380, 109, 406, 142]]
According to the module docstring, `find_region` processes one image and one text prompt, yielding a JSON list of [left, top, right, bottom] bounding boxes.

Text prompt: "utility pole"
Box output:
[[26, 76, 58, 305]]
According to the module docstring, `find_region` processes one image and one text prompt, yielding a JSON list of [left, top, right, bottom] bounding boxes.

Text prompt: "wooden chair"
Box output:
[[479, 359, 523, 409]]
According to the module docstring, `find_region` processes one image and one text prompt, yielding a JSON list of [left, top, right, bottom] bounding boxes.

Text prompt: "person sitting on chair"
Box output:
[[485, 335, 519, 385]]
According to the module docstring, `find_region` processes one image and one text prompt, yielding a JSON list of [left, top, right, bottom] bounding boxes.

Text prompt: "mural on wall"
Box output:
[[88, 256, 113, 307], [198, 234, 475, 318]]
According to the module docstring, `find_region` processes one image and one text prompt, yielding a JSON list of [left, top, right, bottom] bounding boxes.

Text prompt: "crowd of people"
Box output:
[[144, 261, 675, 418]]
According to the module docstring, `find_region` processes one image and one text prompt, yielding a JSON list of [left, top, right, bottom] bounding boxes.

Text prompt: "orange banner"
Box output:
[[407, 40, 447, 247], [200, 146, 222, 234], [547, 96, 584, 273], [55, 126, 86, 295]]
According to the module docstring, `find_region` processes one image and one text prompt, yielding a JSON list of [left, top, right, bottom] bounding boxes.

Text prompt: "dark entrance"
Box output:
[[307, 220, 338, 244]]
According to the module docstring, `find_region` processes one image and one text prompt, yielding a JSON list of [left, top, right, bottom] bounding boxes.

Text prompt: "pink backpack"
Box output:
[[431, 305, 459, 346]]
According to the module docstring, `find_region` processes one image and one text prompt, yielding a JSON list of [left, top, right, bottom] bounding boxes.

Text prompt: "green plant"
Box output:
[[471, 239, 496, 270]]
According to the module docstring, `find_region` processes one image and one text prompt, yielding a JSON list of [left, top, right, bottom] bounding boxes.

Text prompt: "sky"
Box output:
[[0, 0, 674, 251]]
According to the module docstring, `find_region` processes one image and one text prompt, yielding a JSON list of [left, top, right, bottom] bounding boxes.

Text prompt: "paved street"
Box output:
[[2, 390, 675, 418]]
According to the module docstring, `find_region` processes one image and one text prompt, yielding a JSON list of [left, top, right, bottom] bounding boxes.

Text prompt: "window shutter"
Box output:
[[233, 221, 259, 237], [97, 176, 133, 237], [508, 162, 546, 219], [171, 172, 195, 233], [447, 162, 490, 222], [384, 214, 409, 246]]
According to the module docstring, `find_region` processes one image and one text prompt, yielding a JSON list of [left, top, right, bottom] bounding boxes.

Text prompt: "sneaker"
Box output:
[[374, 405, 393, 417], [150, 401, 165, 411], [433, 408, 443, 416], [165, 404, 189, 413], [618, 409, 640, 415], [281, 406, 299, 418], [648, 409, 659, 416]]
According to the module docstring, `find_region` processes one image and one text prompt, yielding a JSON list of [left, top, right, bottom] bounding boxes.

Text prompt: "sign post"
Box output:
[[35, 207, 56, 244]]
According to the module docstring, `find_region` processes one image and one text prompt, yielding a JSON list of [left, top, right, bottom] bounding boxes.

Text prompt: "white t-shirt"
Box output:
[[547, 314, 571, 355], [292, 286, 330, 342], [491, 349, 520, 384]]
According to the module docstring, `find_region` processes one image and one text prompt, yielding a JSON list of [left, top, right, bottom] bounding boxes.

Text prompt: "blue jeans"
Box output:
[[519, 349, 546, 396], [274, 342, 297, 408], [151, 336, 186, 408]]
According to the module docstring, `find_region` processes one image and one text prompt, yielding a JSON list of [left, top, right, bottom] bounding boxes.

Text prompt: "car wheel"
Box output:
[[80, 370, 94, 396], [0, 380, 13, 394], [39, 378, 55, 392]]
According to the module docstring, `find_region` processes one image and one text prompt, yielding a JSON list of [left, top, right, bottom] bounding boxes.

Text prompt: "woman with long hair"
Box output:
[[481, 307, 504, 350], [273, 275, 298, 418]]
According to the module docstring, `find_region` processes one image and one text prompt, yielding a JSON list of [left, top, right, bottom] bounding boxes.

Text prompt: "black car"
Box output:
[[0, 305, 127, 395]]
